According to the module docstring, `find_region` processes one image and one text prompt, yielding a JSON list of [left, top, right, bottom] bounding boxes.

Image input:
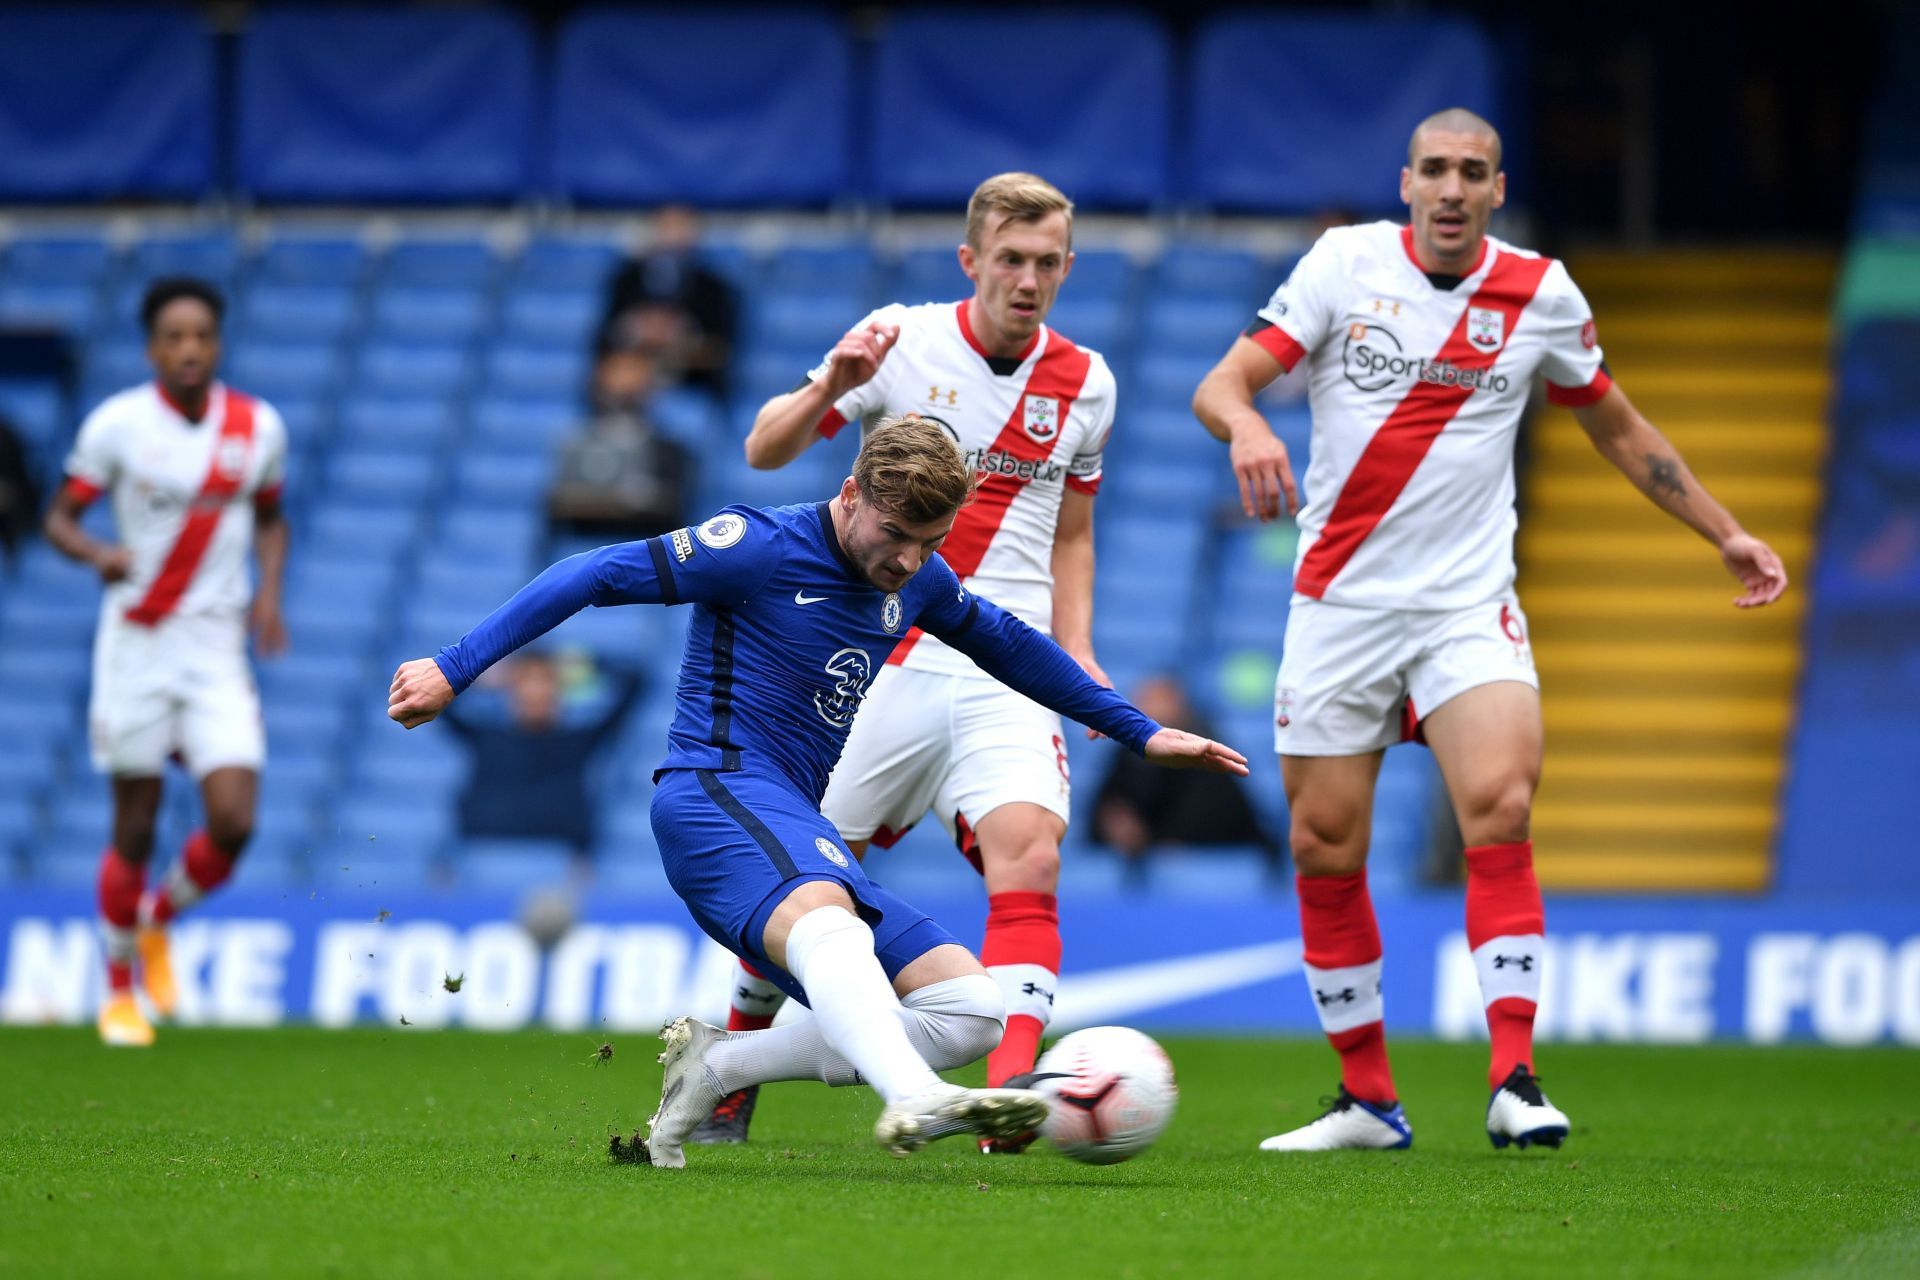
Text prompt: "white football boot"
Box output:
[[1486, 1066, 1570, 1150], [637, 1016, 729, 1169], [874, 1083, 1050, 1159], [1258, 1087, 1413, 1152]]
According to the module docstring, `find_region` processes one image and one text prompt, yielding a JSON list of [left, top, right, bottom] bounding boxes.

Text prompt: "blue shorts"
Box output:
[[650, 767, 960, 1007]]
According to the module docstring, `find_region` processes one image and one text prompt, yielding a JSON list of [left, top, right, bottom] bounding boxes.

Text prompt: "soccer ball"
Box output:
[[1031, 1026, 1177, 1165]]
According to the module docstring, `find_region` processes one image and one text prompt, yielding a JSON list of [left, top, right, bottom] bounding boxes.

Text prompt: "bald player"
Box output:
[[1193, 109, 1787, 1152]]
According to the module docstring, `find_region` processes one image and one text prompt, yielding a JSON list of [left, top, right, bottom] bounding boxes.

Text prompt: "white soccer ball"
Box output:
[[1032, 1025, 1177, 1165]]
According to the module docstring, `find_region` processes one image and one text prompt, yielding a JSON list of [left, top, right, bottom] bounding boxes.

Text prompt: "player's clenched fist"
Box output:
[[820, 321, 900, 398], [388, 657, 454, 729], [1143, 728, 1250, 776]]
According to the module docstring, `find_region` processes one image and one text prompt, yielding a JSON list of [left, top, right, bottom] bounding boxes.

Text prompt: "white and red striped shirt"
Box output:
[[65, 381, 287, 628], [1250, 221, 1609, 609], [810, 300, 1116, 676]]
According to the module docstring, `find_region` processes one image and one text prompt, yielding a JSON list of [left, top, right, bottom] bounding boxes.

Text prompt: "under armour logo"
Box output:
[[735, 988, 781, 1005], [1492, 955, 1534, 972], [1020, 981, 1056, 1006], [1315, 987, 1357, 1007], [927, 384, 958, 407]]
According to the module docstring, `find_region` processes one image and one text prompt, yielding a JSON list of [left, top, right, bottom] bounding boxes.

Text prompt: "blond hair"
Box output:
[[853, 414, 978, 523], [965, 172, 1074, 249]]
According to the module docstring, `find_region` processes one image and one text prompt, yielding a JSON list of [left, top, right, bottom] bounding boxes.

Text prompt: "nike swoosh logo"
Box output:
[[794, 591, 829, 605], [1051, 939, 1305, 1029]]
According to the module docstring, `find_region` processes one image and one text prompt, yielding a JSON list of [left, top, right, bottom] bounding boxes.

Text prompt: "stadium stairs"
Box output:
[[1518, 249, 1834, 891]]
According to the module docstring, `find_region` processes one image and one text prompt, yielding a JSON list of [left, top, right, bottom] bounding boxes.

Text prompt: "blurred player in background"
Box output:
[[1192, 109, 1788, 1151], [44, 278, 290, 1047], [726, 173, 1117, 1149], [385, 415, 1244, 1166]]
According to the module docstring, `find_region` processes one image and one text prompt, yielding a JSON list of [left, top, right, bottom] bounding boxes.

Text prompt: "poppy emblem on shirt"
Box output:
[[1468, 307, 1504, 351], [1581, 319, 1598, 350], [882, 593, 902, 633], [696, 513, 746, 549], [1023, 395, 1060, 442], [815, 837, 850, 869]]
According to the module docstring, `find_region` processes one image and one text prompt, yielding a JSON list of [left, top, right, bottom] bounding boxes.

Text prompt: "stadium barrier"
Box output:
[[3, 888, 1915, 1046]]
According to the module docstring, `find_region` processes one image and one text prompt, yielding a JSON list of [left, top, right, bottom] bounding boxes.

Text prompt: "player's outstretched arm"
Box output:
[[1143, 728, 1251, 776], [743, 321, 899, 470], [1572, 384, 1789, 608], [1192, 337, 1299, 522], [925, 584, 1246, 774]]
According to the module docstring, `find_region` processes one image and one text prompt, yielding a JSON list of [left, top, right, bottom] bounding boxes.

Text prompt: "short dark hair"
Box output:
[[140, 277, 225, 336]]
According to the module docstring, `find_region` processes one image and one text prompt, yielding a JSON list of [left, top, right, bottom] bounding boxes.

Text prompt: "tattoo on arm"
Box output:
[[1643, 453, 1686, 500]]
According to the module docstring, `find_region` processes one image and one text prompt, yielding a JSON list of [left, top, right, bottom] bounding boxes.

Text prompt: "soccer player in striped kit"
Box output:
[[716, 174, 1117, 1151], [1193, 110, 1788, 1150], [45, 278, 290, 1047]]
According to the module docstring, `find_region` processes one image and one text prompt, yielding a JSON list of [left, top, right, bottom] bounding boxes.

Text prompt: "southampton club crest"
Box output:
[[1467, 307, 1504, 351], [1022, 394, 1060, 442]]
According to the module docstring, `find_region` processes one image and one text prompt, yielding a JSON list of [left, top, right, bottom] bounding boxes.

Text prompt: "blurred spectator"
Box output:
[[1092, 674, 1278, 879], [547, 334, 693, 544], [442, 654, 642, 861], [601, 204, 738, 398], [0, 414, 39, 566]]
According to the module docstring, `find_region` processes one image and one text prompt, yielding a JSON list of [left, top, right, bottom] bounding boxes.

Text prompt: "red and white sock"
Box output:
[[727, 957, 788, 1033], [97, 848, 143, 994], [1298, 870, 1397, 1106], [143, 830, 236, 927], [981, 891, 1060, 1086], [1465, 840, 1545, 1089]]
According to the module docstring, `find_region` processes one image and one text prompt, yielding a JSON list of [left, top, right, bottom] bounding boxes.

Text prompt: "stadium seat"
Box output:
[[1143, 297, 1256, 357], [889, 249, 968, 305], [500, 290, 600, 347], [26, 837, 107, 889], [325, 449, 440, 506], [129, 233, 240, 285], [751, 292, 870, 354], [238, 285, 359, 344], [0, 283, 98, 334], [356, 343, 473, 399], [469, 396, 577, 452], [1154, 246, 1272, 302], [252, 236, 370, 287], [452, 839, 578, 893], [335, 396, 456, 453], [1, 236, 118, 286], [382, 239, 500, 290], [453, 448, 555, 506], [227, 342, 342, 401], [485, 346, 589, 401], [306, 837, 440, 891], [1042, 298, 1129, 357], [1147, 848, 1279, 901], [0, 378, 66, 452], [369, 288, 491, 346], [514, 236, 624, 292]]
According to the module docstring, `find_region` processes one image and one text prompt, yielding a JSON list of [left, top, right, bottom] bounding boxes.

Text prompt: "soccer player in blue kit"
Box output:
[[386, 416, 1247, 1165]]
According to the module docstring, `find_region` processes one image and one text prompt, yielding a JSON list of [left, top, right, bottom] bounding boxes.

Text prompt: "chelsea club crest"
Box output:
[[882, 593, 902, 633]]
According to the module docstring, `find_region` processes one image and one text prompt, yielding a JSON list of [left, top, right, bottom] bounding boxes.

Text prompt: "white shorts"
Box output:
[[1274, 594, 1538, 757], [89, 614, 265, 779], [821, 665, 1072, 860]]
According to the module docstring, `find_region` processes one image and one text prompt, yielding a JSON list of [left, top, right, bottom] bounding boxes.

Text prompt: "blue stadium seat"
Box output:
[[325, 448, 439, 506], [650, 387, 726, 450], [0, 646, 90, 696], [869, 12, 1171, 208], [592, 849, 671, 896], [265, 700, 349, 755], [1042, 299, 1128, 357], [1102, 459, 1224, 510], [469, 396, 576, 451], [307, 837, 439, 891], [1155, 246, 1272, 302], [452, 839, 577, 893], [369, 288, 490, 346], [762, 243, 876, 296], [436, 505, 540, 556], [0, 795, 42, 843], [252, 237, 369, 287], [1148, 848, 1279, 901], [1134, 353, 1220, 412], [0, 378, 66, 451], [751, 292, 869, 354], [237, 9, 535, 202], [2, 236, 117, 286], [889, 249, 968, 304], [1143, 297, 1254, 358], [85, 340, 153, 393], [238, 285, 358, 343], [328, 796, 450, 850], [453, 448, 555, 506], [500, 289, 600, 347], [257, 651, 366, 704], [335, 396, 456, 452], [382, 240, 500, 290], [515, 236, 624, 292], [0, 599, 98, 654], [0, 283, 98, 333], [485, 345, 588, 401], [356, 344, 473, 399], [129, 233, 240, 284], [549, 10, 852, 206], [26, 837, 107, 889], [0, 739, 60, 799], [227, 342, 342, 400]]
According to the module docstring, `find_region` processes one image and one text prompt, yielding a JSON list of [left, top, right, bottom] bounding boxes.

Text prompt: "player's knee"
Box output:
[[983, 831, 1061, 893], [902, 974, 1005, 1069], [1463, 782, 1532, 846], [1289, 811, 1366, 876], [205, 812, 253, 856]]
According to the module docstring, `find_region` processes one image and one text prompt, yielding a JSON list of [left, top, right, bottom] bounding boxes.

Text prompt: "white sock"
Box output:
[[704, 966, 1005, 1098], [773, 906, 940, 1103]]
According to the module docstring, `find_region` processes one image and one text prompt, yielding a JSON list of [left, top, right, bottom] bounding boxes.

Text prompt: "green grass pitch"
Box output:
[[3, 1028, 1916, 1278]]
